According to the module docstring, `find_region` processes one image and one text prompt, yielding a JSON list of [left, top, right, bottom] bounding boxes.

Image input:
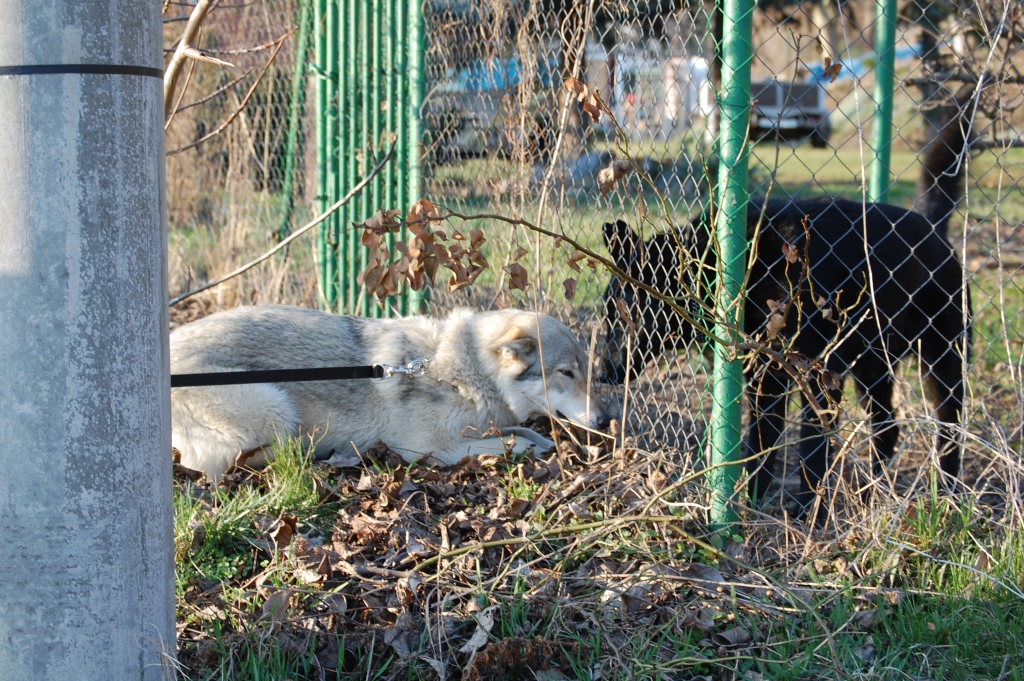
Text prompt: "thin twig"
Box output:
[[164, 0, 224, 120], [170, 65, 255, 116], [166, 34, 288, 156], [169, 143, 396, 307]]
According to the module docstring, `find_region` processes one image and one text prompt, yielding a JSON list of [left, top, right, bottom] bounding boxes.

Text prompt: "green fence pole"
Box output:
[[869, 0, 896, 203], [324, 0, 339, 310], [345, 0, 359, 314], [384, 0, 398, 314], [405, 0, 426, 315], [395, 0, 409, 316], [370, 0, 384, 318], [314, 0, 328, 307], [336, 0, 350, 313], [277, 0, 312, 241], [709, 0, 753, 533], [357, 0, 371, 316]]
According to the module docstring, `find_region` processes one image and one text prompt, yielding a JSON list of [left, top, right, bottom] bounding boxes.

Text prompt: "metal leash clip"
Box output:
[[374, 357, 430, 379]]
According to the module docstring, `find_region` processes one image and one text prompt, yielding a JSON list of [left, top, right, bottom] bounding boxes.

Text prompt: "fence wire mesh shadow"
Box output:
[[419, 0, 1024, 522]]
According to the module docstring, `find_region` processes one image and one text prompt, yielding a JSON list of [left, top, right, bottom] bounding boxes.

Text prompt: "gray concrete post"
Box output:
[[0, 3, 174, 680]]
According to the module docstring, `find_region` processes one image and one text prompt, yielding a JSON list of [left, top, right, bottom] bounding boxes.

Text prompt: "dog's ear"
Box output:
[[603, 219, 642, 269], [486, 327, 537, 364]]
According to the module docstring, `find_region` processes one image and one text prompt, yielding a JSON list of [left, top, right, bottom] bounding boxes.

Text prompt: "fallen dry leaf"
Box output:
[[459, 606, 497, 655], [261, 590, 291, 623], [712, 625, 752, 648]]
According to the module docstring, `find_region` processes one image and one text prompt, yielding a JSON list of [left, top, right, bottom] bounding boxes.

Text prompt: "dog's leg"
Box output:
[[424, 431, 555, 466], [793, 375, 845, 522], [852, 359, 899, 474], [745, 367, 790, 505], [920, 340, 966, 480], [171, 383, 300, 481], [850, 360, 899, 509], [500, 427, 556, 453]]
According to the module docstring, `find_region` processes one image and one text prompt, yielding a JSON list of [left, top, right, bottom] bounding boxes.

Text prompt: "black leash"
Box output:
[[170, 358, 430, 388], [171, 365, 383, 388]]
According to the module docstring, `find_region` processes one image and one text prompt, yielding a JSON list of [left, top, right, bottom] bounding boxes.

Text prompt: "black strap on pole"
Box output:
[[0, 64, 164, 78], [171, 365, 385, 388]]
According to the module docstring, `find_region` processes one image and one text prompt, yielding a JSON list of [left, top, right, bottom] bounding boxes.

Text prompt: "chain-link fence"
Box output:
[[419, 0, 1024, 517], [165, 0, 1023, 519], [165, 0, 317, 322]]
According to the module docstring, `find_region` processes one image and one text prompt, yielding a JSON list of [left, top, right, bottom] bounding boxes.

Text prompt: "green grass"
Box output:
[[174, 437, 323, 601]]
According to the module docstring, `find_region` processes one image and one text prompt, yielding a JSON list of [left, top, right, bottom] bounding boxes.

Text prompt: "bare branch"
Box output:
[[164, 0, 225, 121], [170, 65, 255, 115], [180, 46, 233, 68], [169, 143, 397, 307], [166, 35, 286, 156]]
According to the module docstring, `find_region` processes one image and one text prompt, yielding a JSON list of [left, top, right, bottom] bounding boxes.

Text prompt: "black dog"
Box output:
[[602, 94, 976, 519]]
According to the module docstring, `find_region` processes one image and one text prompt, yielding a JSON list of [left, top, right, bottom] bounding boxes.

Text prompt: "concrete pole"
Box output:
[[0, 3, 174, 680]]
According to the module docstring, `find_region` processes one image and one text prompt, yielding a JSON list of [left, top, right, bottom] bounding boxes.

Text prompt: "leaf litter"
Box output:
[[174, 432, 889, 679]]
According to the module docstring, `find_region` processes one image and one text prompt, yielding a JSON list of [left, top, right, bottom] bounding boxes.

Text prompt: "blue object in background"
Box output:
[[807, 44, 921, 83], [441, 56, 560, 93]]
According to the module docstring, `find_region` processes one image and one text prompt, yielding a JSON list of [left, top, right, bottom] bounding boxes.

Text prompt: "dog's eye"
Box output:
[[558, 369, 575, 379]]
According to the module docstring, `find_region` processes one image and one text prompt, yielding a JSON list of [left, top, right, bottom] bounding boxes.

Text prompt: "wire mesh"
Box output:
[[163, 0, 1024, 519], [419, 0, 1024, 515], [164, 0, 316, 316]]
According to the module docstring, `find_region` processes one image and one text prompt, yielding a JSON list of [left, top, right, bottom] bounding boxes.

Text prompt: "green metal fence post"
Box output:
[[395, 0, 410, 316], [324, 0, 339, 310], [337, 0, 351, 313], [357, 0, 372, 316], [710, 0, 754, 533], [370, 0, 384, 317], [317, 0, 423, 316], [869, 0, 896, 203], [345, 0, 359, 314], [277, 0, 312, 241], [314, 0, 328, 306], [405, 0, 426, 315]]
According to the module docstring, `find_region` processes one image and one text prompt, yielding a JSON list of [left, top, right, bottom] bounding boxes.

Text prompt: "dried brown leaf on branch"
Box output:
[[503, 263, 529, 291], [565, 250, 587, 273], [407, 198, 442, 230], [820, 369, 842, 392], [357, 208, 402, 233], [470, 228, 486, 250], [448, 262, 486, 292], [597, 159, 634, 194], [781, 243, 801, 264], [822, 57, 842, 83], [613, 298, 637, 334], [563, 77, 603, 123], [766, 298, 787, 340], [355, 198, 493, 302], [563, 278, 578, 301]]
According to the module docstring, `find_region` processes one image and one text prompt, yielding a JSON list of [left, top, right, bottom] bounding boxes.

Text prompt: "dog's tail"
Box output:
[[913, 81, 984, 238]]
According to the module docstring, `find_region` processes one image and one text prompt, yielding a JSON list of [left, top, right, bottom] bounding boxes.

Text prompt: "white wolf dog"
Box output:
[[170, 305, 611, 480]]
